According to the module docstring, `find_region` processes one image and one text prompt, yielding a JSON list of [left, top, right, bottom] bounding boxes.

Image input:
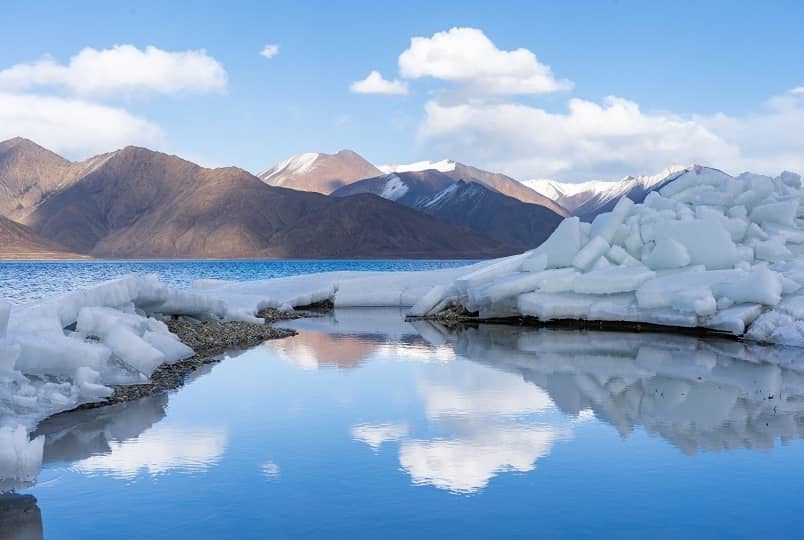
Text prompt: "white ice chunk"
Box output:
[[655, 218, 738, 269], [573, 266, 656, 294], [703, 304, 763, 334], [755, 238, 792, 261], [13, 335, 110, 376], [143, 330, 194, 364], [104, 326, 165, 376], [750, 200, 798, 226], [642, 236, 691, 270], [538, 217, 582, 268], [572, 236, 610, 271]]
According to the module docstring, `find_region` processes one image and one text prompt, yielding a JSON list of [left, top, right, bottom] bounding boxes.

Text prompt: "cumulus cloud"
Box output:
[[399, 27, 571, 95], [418, 93, 804, 180], [260, 44, 280, 59], [0, 92, 164, 157], [350, 70, 409, 95], [0, 45, 227, 97]]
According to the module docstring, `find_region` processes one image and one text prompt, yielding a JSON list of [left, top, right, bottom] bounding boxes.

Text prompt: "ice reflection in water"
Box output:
[[2, 308, 804, 538], [449, 324, 804, 454], [32, 393, 227, 480], [270, 310, 804, 492]]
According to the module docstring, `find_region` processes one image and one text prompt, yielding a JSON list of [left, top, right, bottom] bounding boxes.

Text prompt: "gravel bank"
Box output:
[[77, 308, 303, 409]]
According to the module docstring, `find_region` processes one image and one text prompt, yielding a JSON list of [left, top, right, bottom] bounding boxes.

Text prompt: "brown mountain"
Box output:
[[445, 162, 569, 216], [331, 170, 456, 206], [0, 215, 84, 259], [258, 150, 382, 194], [333, 173, 564, 249], [19, 145, 512, 258], [0, 137, 118, 223]]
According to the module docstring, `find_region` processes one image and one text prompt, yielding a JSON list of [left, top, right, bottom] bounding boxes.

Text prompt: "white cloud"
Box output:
[[791, 86, 804, 94], [398, 27, 572, 95], [350, 70, 409, 95], [418, 93, 804, 180], [0, 45, 227, 97], [260, 44, 280, 59], [0, 92, 164, 158]]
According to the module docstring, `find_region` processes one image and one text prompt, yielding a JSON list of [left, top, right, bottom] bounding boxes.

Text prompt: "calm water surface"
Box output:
[[0, 259, 476, 304], [7, 309, 804, 539]]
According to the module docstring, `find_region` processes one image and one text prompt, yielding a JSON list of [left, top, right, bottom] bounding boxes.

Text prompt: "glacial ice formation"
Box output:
[[411, 167, 804, 344]]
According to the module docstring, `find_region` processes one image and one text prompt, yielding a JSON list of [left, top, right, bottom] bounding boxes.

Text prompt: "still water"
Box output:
[[7, 309, 804, 539]]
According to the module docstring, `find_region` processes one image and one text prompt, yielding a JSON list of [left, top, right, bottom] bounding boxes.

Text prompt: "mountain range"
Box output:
[[0, 136, 744, 260], [331, 171, 563, 250], [525, 166, 692, 222]]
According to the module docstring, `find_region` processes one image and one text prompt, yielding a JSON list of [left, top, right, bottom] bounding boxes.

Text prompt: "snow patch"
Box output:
[[378, 159, 457, 174], [258, 152, 320, 184]]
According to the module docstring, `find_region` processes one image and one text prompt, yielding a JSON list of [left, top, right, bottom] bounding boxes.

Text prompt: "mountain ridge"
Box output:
[[3, 140, 513, 259]]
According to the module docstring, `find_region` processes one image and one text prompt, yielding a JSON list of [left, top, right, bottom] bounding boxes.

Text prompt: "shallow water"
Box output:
[[9, 309, 804, 539], [0, 259, 475, 304]]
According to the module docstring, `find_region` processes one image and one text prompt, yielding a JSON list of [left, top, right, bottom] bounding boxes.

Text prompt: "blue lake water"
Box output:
[[5, 308, 804, 539], [0, 259, 475, 304]]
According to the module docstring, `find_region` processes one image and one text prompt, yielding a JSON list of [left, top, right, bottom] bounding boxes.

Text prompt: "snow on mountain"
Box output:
[[331, 170, 455, 207], [258, 149, 382, 194], [378, 159, 457, 174], [336, 173, 565, 250], [379, 174, 410, 201], [525, 165, 691, 220], [258, 152, 320, 185], [377, 159, 568, 215]]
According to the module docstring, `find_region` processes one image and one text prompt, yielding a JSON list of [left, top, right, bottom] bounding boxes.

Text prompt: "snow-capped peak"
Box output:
[[524, 165, 694, 215], [525, 165, 691, 199], [258, 152, 320, 183], [378, 159, 457, 174]]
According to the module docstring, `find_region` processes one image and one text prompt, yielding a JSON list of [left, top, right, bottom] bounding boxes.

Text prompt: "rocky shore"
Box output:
[[77, 308, 303, 409]]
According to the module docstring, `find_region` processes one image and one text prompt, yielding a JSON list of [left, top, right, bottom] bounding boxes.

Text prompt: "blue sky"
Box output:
[[1, 0, 803, 181]]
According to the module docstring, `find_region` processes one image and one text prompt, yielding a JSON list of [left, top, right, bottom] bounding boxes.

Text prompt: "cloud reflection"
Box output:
[[351, 423, 409, 451], [73, 426, 227, 479], [400, 426, 558, 494]]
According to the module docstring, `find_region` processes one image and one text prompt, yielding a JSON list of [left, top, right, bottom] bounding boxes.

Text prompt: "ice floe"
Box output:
[[411, 167, 804, 344]]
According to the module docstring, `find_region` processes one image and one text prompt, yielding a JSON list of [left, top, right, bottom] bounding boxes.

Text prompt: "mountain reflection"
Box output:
[[268, 308, 454, 369]]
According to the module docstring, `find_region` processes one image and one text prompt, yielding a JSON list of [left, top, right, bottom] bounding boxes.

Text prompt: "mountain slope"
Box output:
[[0, 137, 118, 222], [331, 170, 455, 206], [259, 150, 382, 194], [23, 146, 511, 258], [268, 193, 513, 258], [380, 159, 569, 216], [416, 181, 564, 249], [334, 173, 564, 250], [0, 215, 84, 259]]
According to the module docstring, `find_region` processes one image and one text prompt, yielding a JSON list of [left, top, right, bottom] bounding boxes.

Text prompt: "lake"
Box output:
[[5, 306, 804, 539], [0, 259, 477, 304]]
